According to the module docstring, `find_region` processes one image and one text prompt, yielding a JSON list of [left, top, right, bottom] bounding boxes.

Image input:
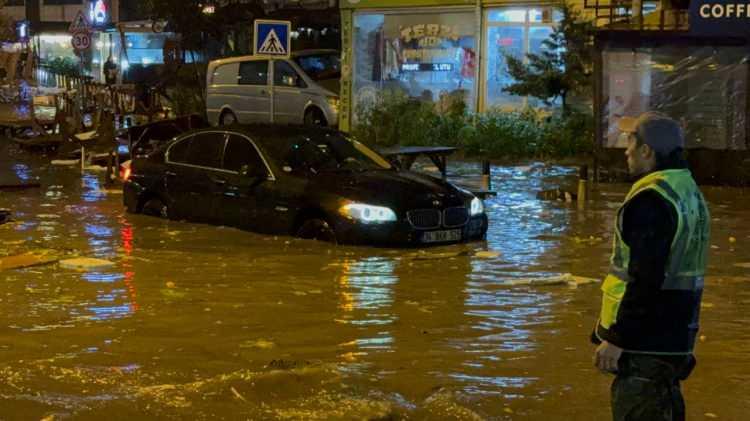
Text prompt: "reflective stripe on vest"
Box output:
[[598, 170, 710, 351]]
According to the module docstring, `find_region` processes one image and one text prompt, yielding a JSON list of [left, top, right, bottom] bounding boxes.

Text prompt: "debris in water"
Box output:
[[230, 386, 248, 402], [240, 339, 275, 350], [0, 250, 60, 271], [506, 273, 600, 288], [475, 251, 501, 259], [59, 257, 115, 270]]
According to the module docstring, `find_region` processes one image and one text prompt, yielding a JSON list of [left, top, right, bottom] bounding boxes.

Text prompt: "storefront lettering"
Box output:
[[400, 24, 459, 43], [699, 3, 750, 18], [402, 48, 456, 61]]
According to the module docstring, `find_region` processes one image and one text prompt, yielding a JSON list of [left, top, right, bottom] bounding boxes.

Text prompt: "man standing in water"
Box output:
[[592, 112, 710, 421]]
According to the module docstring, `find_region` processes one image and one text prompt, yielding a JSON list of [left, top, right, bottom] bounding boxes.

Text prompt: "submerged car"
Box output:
[[123, 125, 488, 246]]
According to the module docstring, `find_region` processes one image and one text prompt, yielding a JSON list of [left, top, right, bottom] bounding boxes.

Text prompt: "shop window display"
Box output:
[[352, 11, 477, 119], [484, 7, 559, 110], [602, 47, 748, 150]]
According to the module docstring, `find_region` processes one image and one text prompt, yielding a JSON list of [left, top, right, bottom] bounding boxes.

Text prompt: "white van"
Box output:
[[206, 49, 340, 127]]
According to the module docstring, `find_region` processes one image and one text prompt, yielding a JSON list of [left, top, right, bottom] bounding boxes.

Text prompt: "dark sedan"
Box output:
[[123, 125, 488, 246]]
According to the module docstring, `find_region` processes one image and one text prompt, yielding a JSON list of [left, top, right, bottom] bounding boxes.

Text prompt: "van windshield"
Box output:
[[293, 53, 340, 81]]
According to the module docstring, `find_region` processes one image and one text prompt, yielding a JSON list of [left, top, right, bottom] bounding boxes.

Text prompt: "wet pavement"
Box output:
[[1, 140, 749, 420]]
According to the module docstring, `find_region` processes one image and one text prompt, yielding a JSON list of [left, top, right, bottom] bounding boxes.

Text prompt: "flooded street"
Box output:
[[2, 142, 749, 420]]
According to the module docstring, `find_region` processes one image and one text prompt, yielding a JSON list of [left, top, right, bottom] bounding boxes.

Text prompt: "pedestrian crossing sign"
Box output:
[[254, 20, 291, 58]]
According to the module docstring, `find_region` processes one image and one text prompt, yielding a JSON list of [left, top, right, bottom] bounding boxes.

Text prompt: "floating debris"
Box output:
[[0, 249, 60, 271], [59, 257, 115, 271]]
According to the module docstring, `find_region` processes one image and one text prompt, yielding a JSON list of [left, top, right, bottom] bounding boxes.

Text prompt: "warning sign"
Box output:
[[253, 20, 291, 58], [69, 10, 91, 34]]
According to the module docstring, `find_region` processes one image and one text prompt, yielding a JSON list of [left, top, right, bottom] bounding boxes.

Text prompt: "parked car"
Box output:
[[206, 50, 340, 128], [123, 125, 488, 246]]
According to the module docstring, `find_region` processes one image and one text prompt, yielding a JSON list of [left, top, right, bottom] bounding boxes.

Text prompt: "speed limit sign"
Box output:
[[71, 32, 91, 51]]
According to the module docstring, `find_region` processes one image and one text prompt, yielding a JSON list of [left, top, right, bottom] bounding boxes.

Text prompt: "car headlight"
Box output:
[[470, 197, 484, 216], [327, 96, 339, 113], [340, 203, 397, 223]]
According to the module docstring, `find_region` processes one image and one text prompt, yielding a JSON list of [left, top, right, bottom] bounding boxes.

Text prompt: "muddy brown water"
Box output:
[[1, 143, 749, 420]]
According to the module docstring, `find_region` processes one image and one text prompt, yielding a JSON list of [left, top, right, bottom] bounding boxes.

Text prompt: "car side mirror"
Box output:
[[239, 164, 266, 179]]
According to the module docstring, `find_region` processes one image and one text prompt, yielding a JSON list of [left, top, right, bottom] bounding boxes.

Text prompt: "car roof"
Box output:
[[208, 50, 339, 67], [229, 123, 338, 138]]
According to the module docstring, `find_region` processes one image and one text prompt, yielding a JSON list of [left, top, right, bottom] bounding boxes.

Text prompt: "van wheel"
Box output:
[[220, 110, 237, 126], [142, 198, 169, 218], [304, 108, 326, 127], [296, 218, 337, 243]]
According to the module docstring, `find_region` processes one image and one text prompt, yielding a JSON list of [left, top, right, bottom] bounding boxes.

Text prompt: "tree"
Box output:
[[0, 1, 15, 42], [502, 2, 595, 114]]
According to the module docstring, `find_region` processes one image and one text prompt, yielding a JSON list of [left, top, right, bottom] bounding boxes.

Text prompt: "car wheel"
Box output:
[[303, 108, 327, 127], [142, 198, 168, 218], [296, 218, 337, 243], [220, 110, 237, 126]]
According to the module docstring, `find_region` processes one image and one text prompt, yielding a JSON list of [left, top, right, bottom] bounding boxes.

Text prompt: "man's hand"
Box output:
[[594, 340, 623, 373]]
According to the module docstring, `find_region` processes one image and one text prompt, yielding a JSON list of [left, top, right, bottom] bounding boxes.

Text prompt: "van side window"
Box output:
[[212, 63, 239, 85], [185, 132, 227, 169], [274, 61, 306, 88], [223, 135, 266, 174], [239, 61, 268, 85]]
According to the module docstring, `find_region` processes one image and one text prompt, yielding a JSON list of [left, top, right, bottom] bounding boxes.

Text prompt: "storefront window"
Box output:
[[38, 34, 76, 62], [352, 10, 477, 120], [484, 7, 560, 111], [602, 46, 749, 150]]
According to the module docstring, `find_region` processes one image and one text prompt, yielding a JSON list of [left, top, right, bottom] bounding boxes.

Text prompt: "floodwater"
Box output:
[[1, 141, 749, 420]]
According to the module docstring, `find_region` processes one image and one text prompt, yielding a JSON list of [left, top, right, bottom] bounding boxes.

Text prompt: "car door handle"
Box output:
[[165, 171, 176, 177], [211, 178, 226, 185]]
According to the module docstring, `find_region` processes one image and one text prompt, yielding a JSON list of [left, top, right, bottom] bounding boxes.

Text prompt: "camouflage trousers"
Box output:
[[611, 353, 695, 421]]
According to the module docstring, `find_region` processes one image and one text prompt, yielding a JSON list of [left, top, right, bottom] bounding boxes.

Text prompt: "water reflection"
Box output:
[[13, 163, 32, 181], [336, 257, 398, 362], [473, 165, 574, 281], [81, 173, 105, 203]]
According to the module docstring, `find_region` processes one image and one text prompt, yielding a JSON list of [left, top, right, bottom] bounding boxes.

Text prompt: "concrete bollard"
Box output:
[[481, 160, 491, 191], [577, 165, 588, 208]]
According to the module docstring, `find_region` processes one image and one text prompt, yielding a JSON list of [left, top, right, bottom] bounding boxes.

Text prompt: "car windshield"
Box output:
[[285, 132, 392, 173], [293, 53, 340, 81]]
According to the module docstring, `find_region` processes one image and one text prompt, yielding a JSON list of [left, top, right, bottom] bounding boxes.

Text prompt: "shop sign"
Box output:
[[690, 0, 750, 37], [89, 0, 111, 28], [400, 23, 461, 61]]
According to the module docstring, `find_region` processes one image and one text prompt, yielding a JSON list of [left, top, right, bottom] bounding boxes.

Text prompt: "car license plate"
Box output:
[[422, 229, 462, 243]]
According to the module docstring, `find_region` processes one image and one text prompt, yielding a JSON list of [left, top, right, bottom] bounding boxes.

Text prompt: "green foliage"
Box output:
[[45, 57, 82, 77], [0, 1, 13, 41], [503, 2, 595, 113], [353, 91, 594, 159], [164, 64, 205, 116], [352, 90, 467, 148]]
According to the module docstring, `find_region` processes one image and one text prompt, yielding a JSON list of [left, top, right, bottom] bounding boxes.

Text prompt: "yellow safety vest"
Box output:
[[597, 169, 710, 354]]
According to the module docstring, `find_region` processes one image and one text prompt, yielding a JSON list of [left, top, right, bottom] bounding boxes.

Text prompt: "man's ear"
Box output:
[[641, 143, 655, 159]]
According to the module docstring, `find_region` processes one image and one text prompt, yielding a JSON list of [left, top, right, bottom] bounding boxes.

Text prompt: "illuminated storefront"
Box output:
[[338, 0, 562, 131]]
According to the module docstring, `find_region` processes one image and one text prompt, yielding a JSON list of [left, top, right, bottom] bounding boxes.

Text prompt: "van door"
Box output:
[[237, 60, 271, 123], [272, 60, 308, 124], [206, 62, 240, 126]]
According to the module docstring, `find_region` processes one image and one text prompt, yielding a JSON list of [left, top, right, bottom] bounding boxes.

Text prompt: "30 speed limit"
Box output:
[[71, 32, 91, 51]]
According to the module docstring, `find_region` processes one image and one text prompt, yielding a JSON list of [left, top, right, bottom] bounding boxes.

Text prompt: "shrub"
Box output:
[[352, 91, 594, 159]]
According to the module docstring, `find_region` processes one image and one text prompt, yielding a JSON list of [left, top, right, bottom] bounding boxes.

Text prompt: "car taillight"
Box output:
[[121, 166, 131, 181]]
